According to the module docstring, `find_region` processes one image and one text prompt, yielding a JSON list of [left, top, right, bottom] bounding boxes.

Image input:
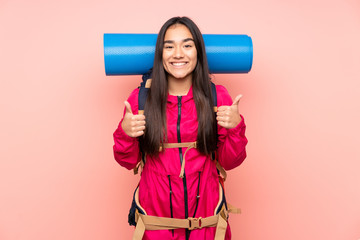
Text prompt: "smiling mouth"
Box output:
[[171, 62, 187, 66]]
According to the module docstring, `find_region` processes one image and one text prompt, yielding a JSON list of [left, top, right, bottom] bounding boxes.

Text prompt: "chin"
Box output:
[[170, 71, 191, 79], [175, 75, 190, 80], [173, 74, 186, 79]]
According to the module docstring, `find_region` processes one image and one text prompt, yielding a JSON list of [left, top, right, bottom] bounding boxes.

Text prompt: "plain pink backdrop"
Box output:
[[1, 0, 360, 239]]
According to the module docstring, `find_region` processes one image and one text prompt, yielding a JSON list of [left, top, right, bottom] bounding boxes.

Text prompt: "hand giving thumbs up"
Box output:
[[121, 101, 146, 137], [216, 94, 243, 129]]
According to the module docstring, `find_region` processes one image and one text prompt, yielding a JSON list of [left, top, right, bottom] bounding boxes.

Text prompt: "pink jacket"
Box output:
[[113, 84, 248, 240]]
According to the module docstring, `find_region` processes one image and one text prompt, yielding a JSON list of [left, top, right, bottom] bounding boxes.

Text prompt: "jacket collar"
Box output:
[[167, 85, 193, 103]]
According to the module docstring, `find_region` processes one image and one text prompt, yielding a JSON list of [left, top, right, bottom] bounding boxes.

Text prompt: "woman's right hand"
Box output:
[[121, 101, 146, 138]]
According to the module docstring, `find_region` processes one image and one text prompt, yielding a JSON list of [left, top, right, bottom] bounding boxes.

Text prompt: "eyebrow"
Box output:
[[164, 38, 194, 44]]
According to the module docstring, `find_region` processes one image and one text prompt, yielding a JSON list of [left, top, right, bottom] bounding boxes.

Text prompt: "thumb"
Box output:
[[232, 94, 243, 106], [124, 101, 133, 114]]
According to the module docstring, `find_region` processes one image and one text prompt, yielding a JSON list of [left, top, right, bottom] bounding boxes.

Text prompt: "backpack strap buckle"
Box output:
[[188, 217, 202, 230]]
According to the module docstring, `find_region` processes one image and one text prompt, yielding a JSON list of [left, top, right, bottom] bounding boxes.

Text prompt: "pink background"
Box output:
[[1, 0, 360, 239]]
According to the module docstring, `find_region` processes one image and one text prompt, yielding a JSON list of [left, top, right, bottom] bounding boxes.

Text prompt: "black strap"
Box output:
[[138, 69, 152, 112], [138, 80, 149, 112], [210, 82, 217, 107]]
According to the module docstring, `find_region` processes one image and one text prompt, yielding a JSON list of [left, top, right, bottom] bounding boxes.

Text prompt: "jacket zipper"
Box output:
[[168, 175, 174, 237], [177, 96, 190, 240], [192, 171, 201, 218]]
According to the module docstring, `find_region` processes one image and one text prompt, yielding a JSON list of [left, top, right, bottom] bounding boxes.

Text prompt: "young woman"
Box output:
[[113, 16, 248, 240]]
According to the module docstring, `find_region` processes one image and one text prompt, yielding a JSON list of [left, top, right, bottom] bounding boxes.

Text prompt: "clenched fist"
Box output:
[[121, 101, 146, 137]]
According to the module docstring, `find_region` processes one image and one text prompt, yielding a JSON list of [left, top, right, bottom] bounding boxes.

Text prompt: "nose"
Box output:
[[173, 46, 184, 58]]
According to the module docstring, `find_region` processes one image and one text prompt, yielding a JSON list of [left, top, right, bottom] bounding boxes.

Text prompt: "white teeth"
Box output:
[[172, 62, 186, 66]]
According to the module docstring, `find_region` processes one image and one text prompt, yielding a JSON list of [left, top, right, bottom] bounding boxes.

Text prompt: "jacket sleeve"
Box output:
[[216, 85, 248, 171], [113, 88, 141, 170]]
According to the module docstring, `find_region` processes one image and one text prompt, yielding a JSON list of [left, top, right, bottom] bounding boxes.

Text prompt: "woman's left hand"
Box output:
[[216, 94, 243, 129]]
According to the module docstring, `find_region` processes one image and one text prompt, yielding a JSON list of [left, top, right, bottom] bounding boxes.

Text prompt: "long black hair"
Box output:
[[139, 16, 217, 156]]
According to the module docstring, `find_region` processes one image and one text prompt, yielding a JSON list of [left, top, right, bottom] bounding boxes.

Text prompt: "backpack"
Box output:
[[127, 73, 239, 240]]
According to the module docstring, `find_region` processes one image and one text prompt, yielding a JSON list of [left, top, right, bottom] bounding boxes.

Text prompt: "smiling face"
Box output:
[[162, 24, 197, 82]]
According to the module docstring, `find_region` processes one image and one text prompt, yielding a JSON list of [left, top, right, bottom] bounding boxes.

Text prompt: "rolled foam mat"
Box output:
[[104, 33, 253, 75]]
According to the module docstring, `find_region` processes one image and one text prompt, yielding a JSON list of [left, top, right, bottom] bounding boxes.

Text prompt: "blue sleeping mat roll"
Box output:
[[104, 33, 253, 75]]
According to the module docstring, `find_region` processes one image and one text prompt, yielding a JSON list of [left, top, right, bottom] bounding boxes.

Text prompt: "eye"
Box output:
[[164, 45, 173, 49], [184, 44, 193, 48]]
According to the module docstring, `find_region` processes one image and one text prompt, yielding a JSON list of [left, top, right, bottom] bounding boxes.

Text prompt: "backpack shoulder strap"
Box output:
[[210, 81, 218, 112], [210, 82, 228, 181], [138, 79, 151, 115], [135, 73, 152, 174], [138, 69, 153, 115]]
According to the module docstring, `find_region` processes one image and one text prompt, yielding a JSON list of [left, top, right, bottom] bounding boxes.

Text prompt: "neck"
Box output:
[[167, 75, 192, 96]]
